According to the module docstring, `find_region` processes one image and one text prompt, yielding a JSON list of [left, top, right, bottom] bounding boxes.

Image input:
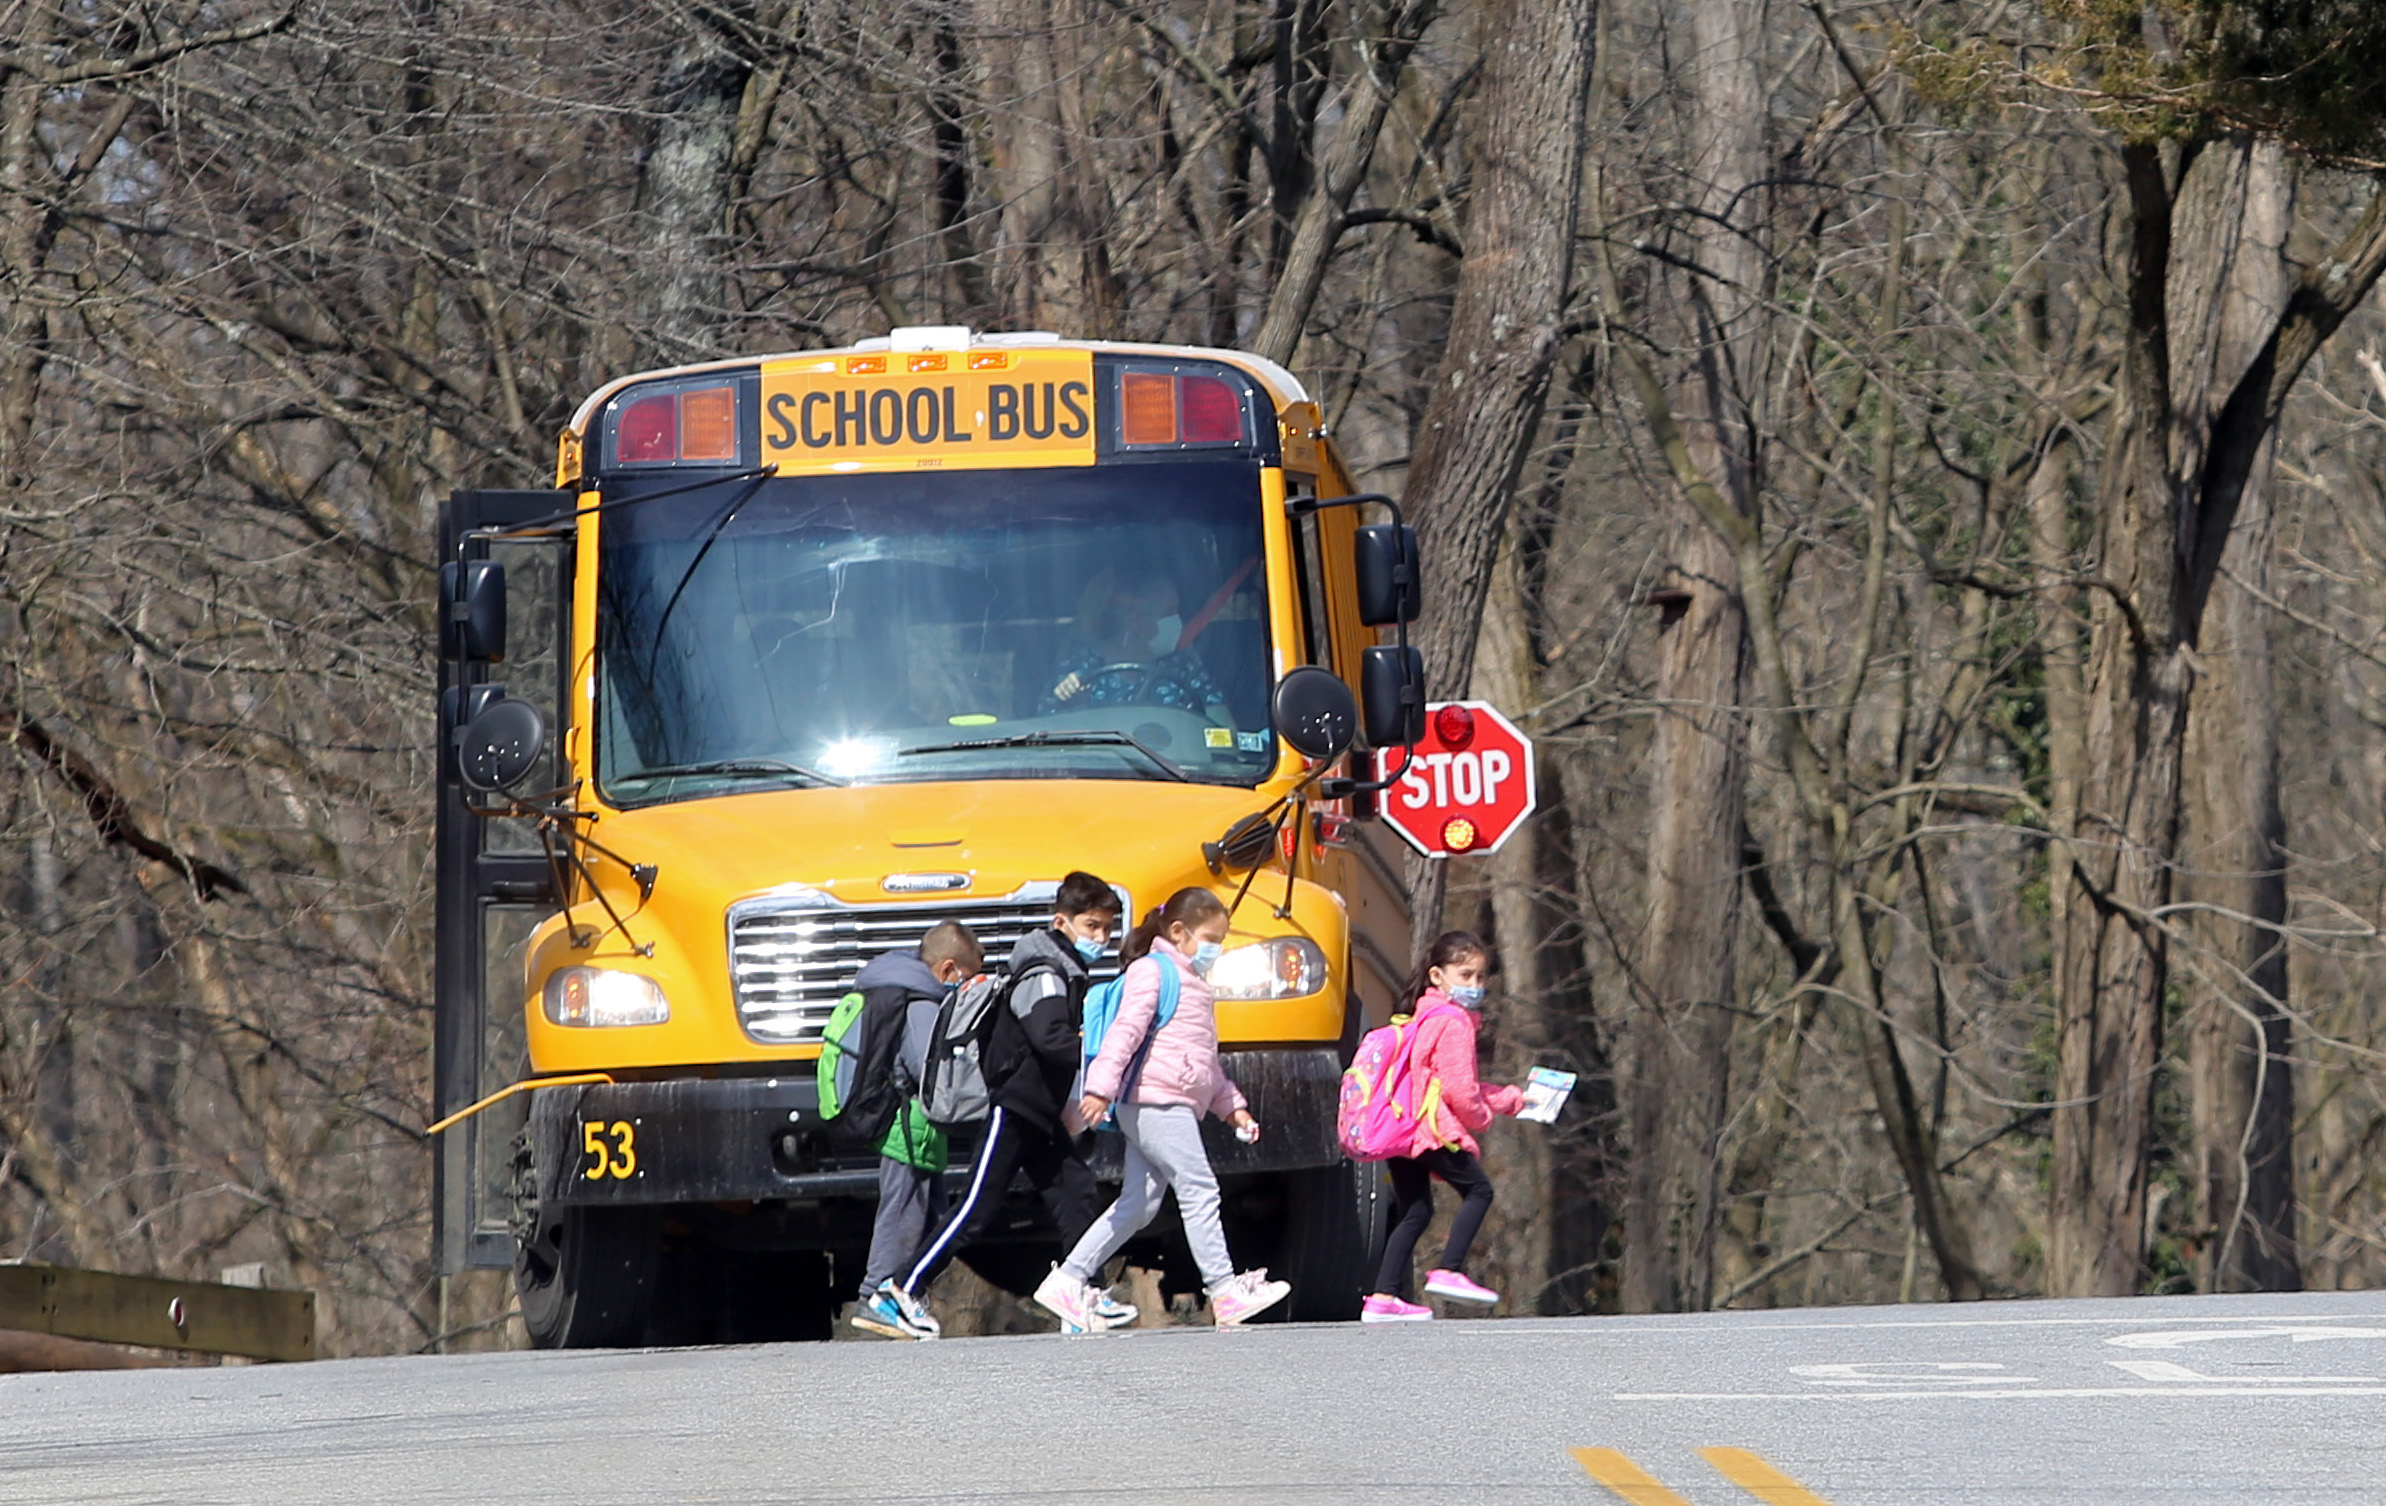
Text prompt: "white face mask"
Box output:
[[1147, 614, 1182, 657]]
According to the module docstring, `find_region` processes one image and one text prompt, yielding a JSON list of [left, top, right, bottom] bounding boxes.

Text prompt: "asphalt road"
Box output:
[[5, 1290, 2383, 1504]]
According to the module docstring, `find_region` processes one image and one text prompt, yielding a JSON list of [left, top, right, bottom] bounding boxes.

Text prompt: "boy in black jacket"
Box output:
[[891, 871, 1128, 1334]]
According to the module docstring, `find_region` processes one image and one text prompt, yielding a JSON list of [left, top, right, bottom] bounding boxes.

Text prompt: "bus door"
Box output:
[[434, 488, 572, 1273]]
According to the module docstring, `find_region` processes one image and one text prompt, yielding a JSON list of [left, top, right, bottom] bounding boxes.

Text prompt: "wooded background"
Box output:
[[7, 0, 2386, 1354]]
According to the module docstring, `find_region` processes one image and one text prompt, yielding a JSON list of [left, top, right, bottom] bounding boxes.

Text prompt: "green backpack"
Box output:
[[815, 988, 910, 1141]]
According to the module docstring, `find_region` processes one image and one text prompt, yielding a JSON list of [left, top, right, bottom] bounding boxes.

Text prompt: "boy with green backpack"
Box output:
[[823, 920, 983, 1339]]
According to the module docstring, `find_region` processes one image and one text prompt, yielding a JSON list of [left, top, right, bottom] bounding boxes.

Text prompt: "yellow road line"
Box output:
[[1570, 1448, 1698, 1506], [1699, 1447, 1839, 1506]]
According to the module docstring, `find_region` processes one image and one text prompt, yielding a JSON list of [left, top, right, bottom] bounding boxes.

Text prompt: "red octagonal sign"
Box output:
[[1374, 700, 1537, 858]]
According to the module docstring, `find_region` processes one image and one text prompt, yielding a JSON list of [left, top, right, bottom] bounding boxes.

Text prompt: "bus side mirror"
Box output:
[[1362, 645, 1425, 748], [1271, 666, 1358, 761], [1353, 524, 1420, 626], [1203, 812, 1279, 874], [457, 692, 549, 792], [441, 559, 508, 663]]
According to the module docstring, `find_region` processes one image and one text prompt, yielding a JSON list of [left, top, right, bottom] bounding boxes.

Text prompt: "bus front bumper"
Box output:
[[528, 1046, 1347, 1209]]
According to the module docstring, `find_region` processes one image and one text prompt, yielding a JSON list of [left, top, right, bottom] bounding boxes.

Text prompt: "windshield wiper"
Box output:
[[615, 757, 847, 789], [896, 730, 1191, 783]]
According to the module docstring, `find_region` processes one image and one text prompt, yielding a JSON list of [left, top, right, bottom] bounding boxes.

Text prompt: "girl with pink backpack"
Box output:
[[1362, 930, 1524, 1323]]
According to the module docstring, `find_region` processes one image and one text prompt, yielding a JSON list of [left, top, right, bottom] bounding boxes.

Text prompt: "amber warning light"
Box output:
[[1119, 371, 1246, 447]]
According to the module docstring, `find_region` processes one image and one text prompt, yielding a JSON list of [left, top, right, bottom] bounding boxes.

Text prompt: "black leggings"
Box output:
[[1373, 1148, 1494, 1300]]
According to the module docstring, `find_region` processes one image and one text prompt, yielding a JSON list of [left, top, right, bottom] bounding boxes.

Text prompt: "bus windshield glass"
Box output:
[[596, 459, 1277, 803]]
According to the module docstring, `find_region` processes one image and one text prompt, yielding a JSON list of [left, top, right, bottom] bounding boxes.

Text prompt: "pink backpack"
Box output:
[[1337, 1007, 1449, 1161]]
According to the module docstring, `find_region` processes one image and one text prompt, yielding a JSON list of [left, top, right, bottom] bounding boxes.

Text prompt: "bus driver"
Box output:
[[1041, 571, 1227, 722]]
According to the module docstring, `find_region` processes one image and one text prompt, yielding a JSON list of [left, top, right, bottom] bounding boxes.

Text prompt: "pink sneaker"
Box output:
[[1209, 1269, 1292, 1326], [1424, 1269, 1499, 1305], [1361, 1293, 1433, 1323]]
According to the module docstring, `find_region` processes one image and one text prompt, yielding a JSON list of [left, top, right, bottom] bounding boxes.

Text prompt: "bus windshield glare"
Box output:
[[596, 459, 1276, 803]]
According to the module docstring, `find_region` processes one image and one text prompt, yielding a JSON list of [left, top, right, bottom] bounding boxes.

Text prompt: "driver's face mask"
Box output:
[[1148, 614, 1183, 656]]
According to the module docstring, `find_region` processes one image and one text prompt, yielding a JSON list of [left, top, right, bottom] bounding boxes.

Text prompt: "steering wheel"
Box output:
[[1055, 661, 1158, 705]]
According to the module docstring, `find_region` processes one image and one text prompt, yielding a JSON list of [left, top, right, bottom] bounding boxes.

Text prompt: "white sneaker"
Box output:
[[882, 1281, 941, 1340], [1209, 1268, 1291, 1326], [1091, 1289, 1141, 1328], [1033, 1266, 1104, 1332]]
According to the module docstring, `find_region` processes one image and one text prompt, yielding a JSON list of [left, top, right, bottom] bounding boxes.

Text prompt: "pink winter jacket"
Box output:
[[1406, 991, 1524, 1157], [1085, 939, 1248, 1120]]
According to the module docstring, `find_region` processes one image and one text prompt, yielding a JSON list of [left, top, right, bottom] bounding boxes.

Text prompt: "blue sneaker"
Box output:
[[1091, 1289, 1140, 1328], [851, 1281, 939, 1340], [883, 1281, 942, 1339]]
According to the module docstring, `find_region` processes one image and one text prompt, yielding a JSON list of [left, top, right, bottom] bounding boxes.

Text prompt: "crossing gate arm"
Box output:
[[0, 1264, 315, 1363]]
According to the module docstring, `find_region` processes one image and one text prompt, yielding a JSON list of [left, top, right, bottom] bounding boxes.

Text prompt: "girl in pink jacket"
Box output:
[[1363, 929, 1525, 1323], [1038, 887, 1293, 1329]]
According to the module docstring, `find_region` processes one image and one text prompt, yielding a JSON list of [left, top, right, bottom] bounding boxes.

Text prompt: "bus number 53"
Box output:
[[581, 1120, 638, 1180]]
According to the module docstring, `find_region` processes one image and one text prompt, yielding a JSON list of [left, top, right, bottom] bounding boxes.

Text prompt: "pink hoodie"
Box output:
[[1405, 991, 1524, 1157], [1085, 939, 1248, 1120]]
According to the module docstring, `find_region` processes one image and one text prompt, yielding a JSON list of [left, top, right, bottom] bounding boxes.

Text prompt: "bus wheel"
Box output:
[[1274, 1161, 1387, 1322], [514, 1204, 662, 1349]]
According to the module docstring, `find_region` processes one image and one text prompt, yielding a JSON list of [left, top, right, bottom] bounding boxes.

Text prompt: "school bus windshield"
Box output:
[[595, 458, 1277, 803]]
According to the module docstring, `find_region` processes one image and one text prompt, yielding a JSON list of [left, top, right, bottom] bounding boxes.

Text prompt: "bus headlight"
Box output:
[[543, 967, 670, 1027], [1207, 938, 1329, 1000]]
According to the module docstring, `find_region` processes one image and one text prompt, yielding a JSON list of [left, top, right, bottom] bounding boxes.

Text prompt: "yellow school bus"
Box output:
[[432, 328, 1425, 1345]]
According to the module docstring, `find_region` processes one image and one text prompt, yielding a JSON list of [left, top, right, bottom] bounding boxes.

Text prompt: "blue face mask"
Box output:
[[1072, 935, 1106, 964], [1448, 984, 1486, 1009], [1190, 940, 1224, 976]]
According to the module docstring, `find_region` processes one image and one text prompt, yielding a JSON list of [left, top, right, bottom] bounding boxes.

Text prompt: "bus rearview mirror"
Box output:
[[1362, 645, 1425, 748], [1353, 523, 1421, 626], [441, 559, 508, 663], [1271, 667, 1358, 762], [457, 693, 548, 793]]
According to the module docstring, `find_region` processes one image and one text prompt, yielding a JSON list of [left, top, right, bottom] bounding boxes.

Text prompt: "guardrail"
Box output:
[[0, 1263, 315, 1364]]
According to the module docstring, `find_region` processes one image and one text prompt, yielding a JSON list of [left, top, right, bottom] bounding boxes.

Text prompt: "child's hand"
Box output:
[[1230, 1109, 1260, 1143], [1078, 1092, 1111, 1127]]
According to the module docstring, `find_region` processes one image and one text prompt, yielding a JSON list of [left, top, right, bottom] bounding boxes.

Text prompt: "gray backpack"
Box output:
[[919, 972, 1007, 1127]]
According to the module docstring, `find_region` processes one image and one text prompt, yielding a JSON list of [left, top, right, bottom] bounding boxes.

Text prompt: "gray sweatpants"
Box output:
[[859, 1157, 948, 1296], [1059, 1103, 1233, 1290]]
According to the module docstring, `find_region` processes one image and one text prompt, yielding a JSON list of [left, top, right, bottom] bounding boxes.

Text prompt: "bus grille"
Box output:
[[725, 884, 1123, 1046]]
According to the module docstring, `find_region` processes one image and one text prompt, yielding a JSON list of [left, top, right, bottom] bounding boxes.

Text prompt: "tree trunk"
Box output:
[[2050, 140, 2386, 1296], [1398, 0, 1594, 951], [978, 0, 1121, 334], [631, 20, 752, 364], [1618, 0, 1764, 1315], [1250, 0, 1442, 365], [2049, 142, 2188, 1298], [1403, 0, 1593, 698], [1476, 534, 1554, 1309], [2173, 138, 2300, 1293], [1624, 523, 1744, 1312]]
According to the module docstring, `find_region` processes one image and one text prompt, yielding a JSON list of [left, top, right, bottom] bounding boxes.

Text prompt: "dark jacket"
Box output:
[[983, 926, 1092, 1134]]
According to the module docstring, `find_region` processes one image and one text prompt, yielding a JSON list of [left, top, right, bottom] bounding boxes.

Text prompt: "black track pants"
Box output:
[[901, 1107, 1097, 1295]]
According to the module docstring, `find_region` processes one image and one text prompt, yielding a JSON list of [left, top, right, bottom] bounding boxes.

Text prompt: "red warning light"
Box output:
[[1441, 817, 1478, 852], [1180, 375, 1244, 443], [616, 392, 677, 462], [1434, 703, 1476, 749]]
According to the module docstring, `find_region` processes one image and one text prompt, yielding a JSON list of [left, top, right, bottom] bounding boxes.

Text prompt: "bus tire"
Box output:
[[515, 1204, 662, 1349], [1273, 1160, 1387, 1322]]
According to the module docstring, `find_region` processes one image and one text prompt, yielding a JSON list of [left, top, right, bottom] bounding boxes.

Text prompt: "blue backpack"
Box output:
[[1079, 955, 1180, 1126]]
